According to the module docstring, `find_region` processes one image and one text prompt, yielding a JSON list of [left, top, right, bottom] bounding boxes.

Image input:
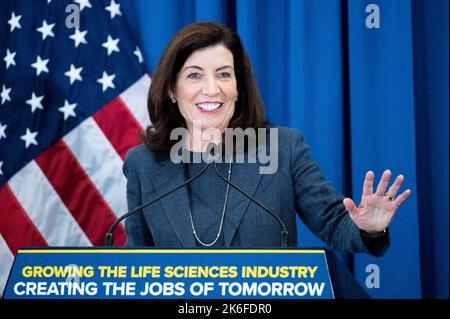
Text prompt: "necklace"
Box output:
[[188, 161, 232, 247]]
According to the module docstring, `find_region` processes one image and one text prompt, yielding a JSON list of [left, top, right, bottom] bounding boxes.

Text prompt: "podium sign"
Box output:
[[3, 248, 334, 299]]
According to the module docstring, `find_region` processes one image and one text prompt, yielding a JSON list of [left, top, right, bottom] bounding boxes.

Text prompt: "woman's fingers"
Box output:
[[362, 171, 374, 197], [393, 189, 412, 209], [343, 198, 359, 216], [375, 170, 392, 196], [385, 174, 404, 199]]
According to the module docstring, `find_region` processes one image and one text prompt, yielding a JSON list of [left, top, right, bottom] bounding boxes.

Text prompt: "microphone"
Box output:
[[104, 143, 289, 247], [210, 146, 289, 248], [104, 157, 211, 246]]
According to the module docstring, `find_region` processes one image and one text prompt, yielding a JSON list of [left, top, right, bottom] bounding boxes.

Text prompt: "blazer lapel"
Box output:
[[149, 151, 265, 247], [149, 160, 196, 247], [223, 160, 263, 246]]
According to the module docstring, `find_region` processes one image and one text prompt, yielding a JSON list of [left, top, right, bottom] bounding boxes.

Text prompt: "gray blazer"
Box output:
[[123, 127, 388, 255]]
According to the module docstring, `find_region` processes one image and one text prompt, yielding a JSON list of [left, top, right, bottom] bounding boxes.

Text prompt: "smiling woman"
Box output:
[[123, 21, 410, 254], [169, 44, 238, 151], [144, 21, 265, 158]]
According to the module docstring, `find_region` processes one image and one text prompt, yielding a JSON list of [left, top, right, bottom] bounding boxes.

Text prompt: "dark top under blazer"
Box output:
[[123, 127, 389, 255]]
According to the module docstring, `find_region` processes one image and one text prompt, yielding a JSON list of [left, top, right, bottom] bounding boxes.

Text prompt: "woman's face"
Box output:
[[171, 44, 238, 133]]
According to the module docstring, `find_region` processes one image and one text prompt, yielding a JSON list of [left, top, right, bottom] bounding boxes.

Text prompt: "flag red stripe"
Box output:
[[0, 185, 47, 254], [94, 97, 143, 160], [34, 140, 126, 246]]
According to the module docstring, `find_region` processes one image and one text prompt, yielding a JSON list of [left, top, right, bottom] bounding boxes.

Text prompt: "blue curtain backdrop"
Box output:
[[120, 0, 448, 298]]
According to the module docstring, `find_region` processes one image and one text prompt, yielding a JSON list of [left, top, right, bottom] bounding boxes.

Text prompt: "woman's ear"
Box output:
[[168, 89, 176, 104]]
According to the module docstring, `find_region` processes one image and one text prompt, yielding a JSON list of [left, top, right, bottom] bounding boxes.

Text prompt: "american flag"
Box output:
[[0, 0, 151, 295]]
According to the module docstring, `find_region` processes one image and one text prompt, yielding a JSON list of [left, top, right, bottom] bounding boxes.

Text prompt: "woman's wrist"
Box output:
[[361, 228, 387, 238]]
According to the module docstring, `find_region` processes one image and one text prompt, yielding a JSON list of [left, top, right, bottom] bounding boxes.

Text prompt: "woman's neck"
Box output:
[[184, 128, 223, 152]]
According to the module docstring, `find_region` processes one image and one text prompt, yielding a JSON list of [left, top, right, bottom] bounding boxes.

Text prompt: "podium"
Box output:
[[3, 248, 368, 299]]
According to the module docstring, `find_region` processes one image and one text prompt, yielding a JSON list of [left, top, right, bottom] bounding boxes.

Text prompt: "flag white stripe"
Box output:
[[63, 117, 127, 219], [7, 161, 92, 246], [0, 234, 14, 297], [120, 74, 152, 129]]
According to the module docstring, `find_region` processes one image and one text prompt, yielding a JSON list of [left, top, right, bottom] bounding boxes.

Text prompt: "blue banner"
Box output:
[[4, 248, 333, 299]]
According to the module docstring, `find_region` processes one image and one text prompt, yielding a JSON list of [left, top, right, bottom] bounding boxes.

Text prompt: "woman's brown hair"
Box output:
[[143, 21, 266, 160]]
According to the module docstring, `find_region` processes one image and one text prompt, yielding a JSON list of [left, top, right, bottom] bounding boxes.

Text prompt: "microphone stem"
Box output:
[[212, 162, 289, 247], [104, 162, 211, 246], [106, 147, 289, 248]]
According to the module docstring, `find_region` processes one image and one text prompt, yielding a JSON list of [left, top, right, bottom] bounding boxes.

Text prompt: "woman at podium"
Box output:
[[123, 21, 411, 254]]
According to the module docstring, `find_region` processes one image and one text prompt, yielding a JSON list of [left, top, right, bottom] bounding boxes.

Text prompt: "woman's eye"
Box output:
[[218, 72, 231, 78], [187, 73, 200, 79]]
